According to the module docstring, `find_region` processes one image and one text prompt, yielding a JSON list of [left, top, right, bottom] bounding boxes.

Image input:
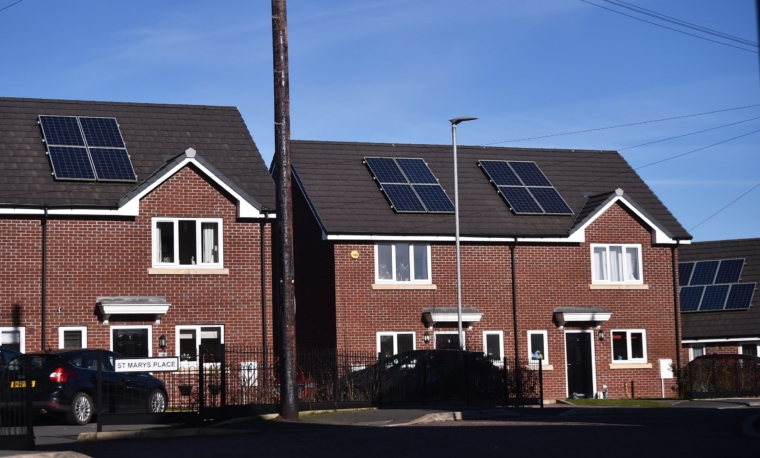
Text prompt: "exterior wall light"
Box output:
[[424, 332, 430, 344], [159, 334, 167, 350], [598, 330, 605, 341]]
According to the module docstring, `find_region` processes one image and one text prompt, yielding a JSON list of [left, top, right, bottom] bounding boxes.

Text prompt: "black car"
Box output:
[[0, 346, 20, 370], [3, 349, 168, 425]]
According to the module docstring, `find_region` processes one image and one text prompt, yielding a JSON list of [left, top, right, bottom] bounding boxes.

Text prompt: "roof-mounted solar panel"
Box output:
[[79, 117, 125, 148], [699, 284, 730, 311], [478, 160, 573, 216], [680, 286, 704, 312], [679, 262, 694, 286], [48, 146, 96, 180], [689, 260, 719, 285], [715, 259, 744, 284], [724, 283, 756, 310], [365, 157, 454, 214], [39, 116, 85, 146], [90, 148, 137, 181]]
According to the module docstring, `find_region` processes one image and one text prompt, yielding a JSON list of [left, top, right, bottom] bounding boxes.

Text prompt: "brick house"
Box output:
[[290, 140, 692, 400], [0, 97, 275, 365], [679, 238, 759, 359]]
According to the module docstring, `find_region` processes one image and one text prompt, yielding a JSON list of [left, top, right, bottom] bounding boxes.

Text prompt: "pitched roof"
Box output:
[[0, 97, 275, 210], [290, 140, 690, 239], [680, 238, 760, 340]]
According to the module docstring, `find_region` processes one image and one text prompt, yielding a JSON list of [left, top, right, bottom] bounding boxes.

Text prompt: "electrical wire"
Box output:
[[689, 182, 760, 232], [580, 0, 759, 54], [0, 0, 24, 14]]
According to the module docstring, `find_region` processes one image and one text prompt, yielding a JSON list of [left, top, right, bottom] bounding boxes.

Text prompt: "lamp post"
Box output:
[[449, 116, 477, 354]]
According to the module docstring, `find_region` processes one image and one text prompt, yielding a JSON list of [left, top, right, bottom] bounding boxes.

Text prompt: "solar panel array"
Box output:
[[478, 160, 573, 215], [679, 258, 756, 312], [364, 157, 455, 213], [39, 116, 136, 182]]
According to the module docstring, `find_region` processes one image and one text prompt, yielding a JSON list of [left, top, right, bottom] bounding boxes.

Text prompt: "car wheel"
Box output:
[[148, 389, 167, 413], [66, 392, 93, 425]]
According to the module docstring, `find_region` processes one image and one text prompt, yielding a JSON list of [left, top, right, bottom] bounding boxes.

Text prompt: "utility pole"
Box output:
[[271, 0, 298, 421]]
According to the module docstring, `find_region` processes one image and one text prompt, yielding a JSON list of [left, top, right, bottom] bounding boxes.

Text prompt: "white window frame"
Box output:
[[374, 243, 432, 284], [110, 325, 152, 357], [176, 325, 225, 367], [527, 330, 549, 365], [376, 331, 416, 355], [689, 344, 706, 361], [739, 342, 760, 356], [590, 243, 644, 285], [152, 217, 224, 269], [610, 329, 647, 363], [0, 326, 25, 353], [482, 330, 504, 365], [58, 326, 88, 349]]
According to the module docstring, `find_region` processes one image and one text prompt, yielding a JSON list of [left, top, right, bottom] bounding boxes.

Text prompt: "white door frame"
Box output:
[[433, 330, 465, 350], [563, 329, 597, 399], [109, 325, 153, 357]]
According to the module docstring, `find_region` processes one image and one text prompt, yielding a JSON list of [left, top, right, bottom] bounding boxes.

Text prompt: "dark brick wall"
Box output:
[[0, 165, 273, 355]]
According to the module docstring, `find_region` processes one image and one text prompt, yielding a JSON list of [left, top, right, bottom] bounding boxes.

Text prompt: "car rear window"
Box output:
[[7, 355, 61, 371]]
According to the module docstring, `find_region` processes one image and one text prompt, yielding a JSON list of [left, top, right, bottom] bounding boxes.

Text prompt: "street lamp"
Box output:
[[449, 116, 477, 354]]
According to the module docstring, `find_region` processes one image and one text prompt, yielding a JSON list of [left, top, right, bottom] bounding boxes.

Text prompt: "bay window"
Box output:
[[591, 244, 642, 284]]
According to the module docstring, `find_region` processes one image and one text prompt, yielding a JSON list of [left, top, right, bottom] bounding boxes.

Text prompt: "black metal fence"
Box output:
[[688, 355, 760, 398], [0, 355, 35, 451]]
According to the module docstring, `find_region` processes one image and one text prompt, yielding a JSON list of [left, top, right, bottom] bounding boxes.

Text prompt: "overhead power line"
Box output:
[[580, 0, 759, 54], [689, 182, 760, 232], [0, 0, 24, 14]]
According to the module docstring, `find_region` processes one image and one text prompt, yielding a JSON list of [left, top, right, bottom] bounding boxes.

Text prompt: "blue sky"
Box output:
[[1, 0, 758, 242]]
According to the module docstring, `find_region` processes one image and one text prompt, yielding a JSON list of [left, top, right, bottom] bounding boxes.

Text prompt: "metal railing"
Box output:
[[0, 355, 35, 450]]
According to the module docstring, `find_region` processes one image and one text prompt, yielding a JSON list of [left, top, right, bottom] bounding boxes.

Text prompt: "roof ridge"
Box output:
[[0, 96, 238, 111]]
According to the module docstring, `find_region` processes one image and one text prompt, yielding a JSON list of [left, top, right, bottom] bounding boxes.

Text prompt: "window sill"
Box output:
[[526, 364, 554, 371], [148, 268, 229, 275], [372, 284, 437, 290], [589, 284, 649, 290], [609, 363, 652, 369]]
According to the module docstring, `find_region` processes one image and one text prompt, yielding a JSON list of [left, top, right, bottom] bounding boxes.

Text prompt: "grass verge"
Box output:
[[565, 398, 667, 408]]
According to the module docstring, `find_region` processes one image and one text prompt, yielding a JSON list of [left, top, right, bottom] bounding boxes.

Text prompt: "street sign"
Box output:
[[114, 357, 179, 372]]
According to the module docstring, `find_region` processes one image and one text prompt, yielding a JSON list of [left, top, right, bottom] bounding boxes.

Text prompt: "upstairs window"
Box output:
[[153, 218, 223, 268], [591, 244, 643, 284], [375, 243, 430, 283]]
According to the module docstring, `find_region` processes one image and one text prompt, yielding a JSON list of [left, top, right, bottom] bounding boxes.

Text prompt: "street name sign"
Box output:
[[114, 357, 179, 372]]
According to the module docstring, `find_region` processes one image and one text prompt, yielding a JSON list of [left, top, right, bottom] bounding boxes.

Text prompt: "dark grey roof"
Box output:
[[680, 238, 760, 340], [0, 97, 275, 210], [290, 140, 690, 238]]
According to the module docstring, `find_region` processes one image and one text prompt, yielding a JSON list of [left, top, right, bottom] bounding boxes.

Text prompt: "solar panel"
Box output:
[[724, 283, 756, 310], [365, 157, 406, 183], [690, 260, 719, 285], [39, 116, 85, 146], [90, 148, 137, 181], [397, 158, 438, 184], [414, 185, 455, 212], [79, 117, 125, 148], [499, 186, 544, 214], [508, 161, 552, 187], [48, 146, 96, 180], [680, 286, 705, 312], [715, 259, 744, 284], [679, 262, 694, 286], [479, 160, 522, 186], [528, 187, 573, 215], [382, 184, 426, 212], [699, 284, 730, 311]]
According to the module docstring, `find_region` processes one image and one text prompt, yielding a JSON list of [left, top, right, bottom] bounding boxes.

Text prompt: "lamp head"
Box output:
[[449, 117, 478, 126]]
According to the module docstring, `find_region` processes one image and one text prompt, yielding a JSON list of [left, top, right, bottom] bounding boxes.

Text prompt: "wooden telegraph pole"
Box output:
[[271, 0, 298, 420]]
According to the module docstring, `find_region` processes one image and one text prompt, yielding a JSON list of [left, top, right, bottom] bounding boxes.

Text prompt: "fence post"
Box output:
[[333, 348, 339, 405], [631, 380, 635, 399], [198, 345, 205, 412], [503, 357, 509, 408], [464, 352, 470, 407], [96, 350, 103, 433], [377, 353, 383, 406], [220, 344, 227, 419], [24, 354, 34, 451], [689, 361, 694, 398], [422, 352, 428, 406], [538, 359, 544, 409]]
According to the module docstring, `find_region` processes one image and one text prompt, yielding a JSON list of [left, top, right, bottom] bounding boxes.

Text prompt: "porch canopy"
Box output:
[[553, 306, 612, 329], [422, 307, 483, 329], [97, 296, 171, 325]]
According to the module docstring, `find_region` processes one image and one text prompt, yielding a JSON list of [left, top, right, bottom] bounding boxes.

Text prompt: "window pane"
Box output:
[[63, 330, 82, 349], [609, 246, 623, 282], [178, 220, 197, 265], [379, 335, 394, 358], [530, 333, 545, 360], [612, 332, 628, 360], [413, 245, 428, 280], [630, 332, 644, 359], [395, 244, 410, 281], [486, 334, 501, 361], [692, 346, 705, 358], [626, 247, 640, 281], [179, 329, 197, 362], [397, 333, 414, 354], [157, 222, 174, 263], [593, 247, 607, 281], [201, 223, 219, 264], [377, 245, 393, 280], [1, 331, 20, 352], [742, 344, 758, 357]]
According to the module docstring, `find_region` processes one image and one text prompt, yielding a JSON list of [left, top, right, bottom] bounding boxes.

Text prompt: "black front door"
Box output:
[[436, 333, 460, 350], [565, 333, 594, 399], [112, 329, 149, 358]]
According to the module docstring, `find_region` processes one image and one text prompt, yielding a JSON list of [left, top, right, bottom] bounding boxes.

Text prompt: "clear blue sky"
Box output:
[[1, 0, 758, 242]]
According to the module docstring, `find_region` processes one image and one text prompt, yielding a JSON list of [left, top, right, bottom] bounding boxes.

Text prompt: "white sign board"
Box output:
[[659, 359, 673, 379], [115, 357, 179, 373]]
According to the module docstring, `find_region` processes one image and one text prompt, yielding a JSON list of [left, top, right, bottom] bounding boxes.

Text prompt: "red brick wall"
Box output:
[[323, 202, 681, 400], [0, 165, 273, 355]]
